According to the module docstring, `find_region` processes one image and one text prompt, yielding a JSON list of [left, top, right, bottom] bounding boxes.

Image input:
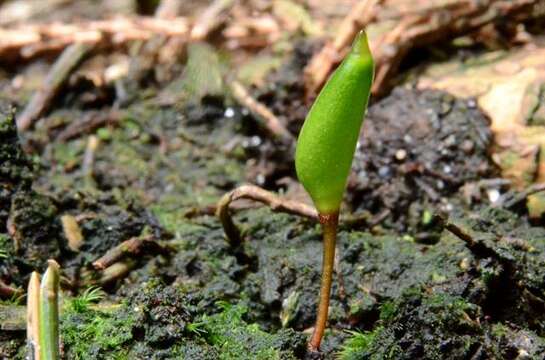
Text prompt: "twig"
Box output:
[[82, 135, 100, 179], [305, 0, 544, 97], [154, 0, 183, 19], [0, 16, 190, 62], [370, 0, 542, 95], [190, 0, 235, 41], [98, 260, 135, 286], [304, 0, 381, 98], [55, 110, 122, 142], [92, 235, 164, 270], [17, 43, 94, 131], [434, 214, 509, 262], [229, 80, 294, 145], [217, 184, 317, 246], [497, 182, 545, 209], [436, 214, 545, 306], [61, 215, 84, 252]]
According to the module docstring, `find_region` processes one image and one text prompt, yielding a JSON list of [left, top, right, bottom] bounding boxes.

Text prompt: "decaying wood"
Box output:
[[98, 260, 135, 285], [17, 43, 93, 131], [154, 0, 183, 19], [217, 184, 317, 246], [304, 0, 381, 98], [229, 80, 295, 144], [0, 304, 26, 331], [0, 16, 189, 62], [305, 0, 545, 97], [61, 215, 84, 252], [190, 0, 235, 41], [371, 0, 544, 95]]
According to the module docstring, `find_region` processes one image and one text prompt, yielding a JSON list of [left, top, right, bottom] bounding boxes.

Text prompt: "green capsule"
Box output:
[[295, 30, 374, 215]]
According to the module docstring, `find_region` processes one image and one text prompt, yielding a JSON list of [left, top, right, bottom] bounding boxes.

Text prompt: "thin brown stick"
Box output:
[[217, 184, 317, 246], [154, 0, 183, 19], [305, 0, 544, 97], [92, 235, 163, 270], [17, 43, 94, 131], [61, 214, 84, 252], [0, 16, 189, 62], [304, 0, 382, 98], [229, 81, 294, 145], [190, 0, 235, 41], [370, 0, 542, 95], [82, 135, 100, 179], [98, 260, 135, 285], [55, 110, 122, 142], [434, 214, 508, 262], [500, 182, 545, 208]]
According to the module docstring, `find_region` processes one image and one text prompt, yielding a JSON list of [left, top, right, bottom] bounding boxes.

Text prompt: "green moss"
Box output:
[[379, 301, 397, 322], [0, 234, 11, 259], [491, 323, 508, 338], [199, 302, 305, 360], [62, 305, 134, 360], [338, 328, 383, 360], [68, 286, 105, 313]]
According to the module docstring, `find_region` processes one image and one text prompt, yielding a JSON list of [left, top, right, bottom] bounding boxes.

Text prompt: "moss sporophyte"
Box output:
[[295, 30, 374, 351]]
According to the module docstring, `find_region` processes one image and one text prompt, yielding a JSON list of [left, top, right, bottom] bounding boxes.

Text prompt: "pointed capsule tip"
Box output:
[[351, 30, 371, 56], [47, 259, 60, 271]]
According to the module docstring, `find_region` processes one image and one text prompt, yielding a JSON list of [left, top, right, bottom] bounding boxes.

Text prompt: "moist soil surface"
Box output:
[[1, 38, 545, 360]]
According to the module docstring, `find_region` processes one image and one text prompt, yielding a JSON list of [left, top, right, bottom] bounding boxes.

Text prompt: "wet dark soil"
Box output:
[[349, 87, 498, 234], [1, 39, 544, 360]]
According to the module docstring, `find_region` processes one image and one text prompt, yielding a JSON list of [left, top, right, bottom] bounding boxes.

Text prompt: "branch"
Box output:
[[0, 16, 190, 62], [497, 182, 545, 209], [92, 235, 165, 270], [217, 184, 317, 246], [17, 42, 94, 131], [190, 0, 235, 41], [229, 81, 294, 145], [304, 0, 545, 97], [304, 0, 382, 98]]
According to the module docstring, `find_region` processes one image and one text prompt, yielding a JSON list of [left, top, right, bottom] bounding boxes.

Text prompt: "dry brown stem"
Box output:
[[92, 235, 164, 270], [0, 16, 190, 62], [190, 0, 236, 41], [370, 0, 542, 95], [229, 81, 294, 144], [497, 182, 545, 208], [55, 110, 122, 142], [17, 43, 94, 131], [304, 0, 382, 97], [305, 0, 545, 97], [217, 184, 317, 246]]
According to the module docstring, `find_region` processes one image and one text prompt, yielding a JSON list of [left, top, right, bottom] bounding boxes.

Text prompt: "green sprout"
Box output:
[[70, 286, 105, 313], [27, 260, 61, 360], [295, 30, 374, 351]]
